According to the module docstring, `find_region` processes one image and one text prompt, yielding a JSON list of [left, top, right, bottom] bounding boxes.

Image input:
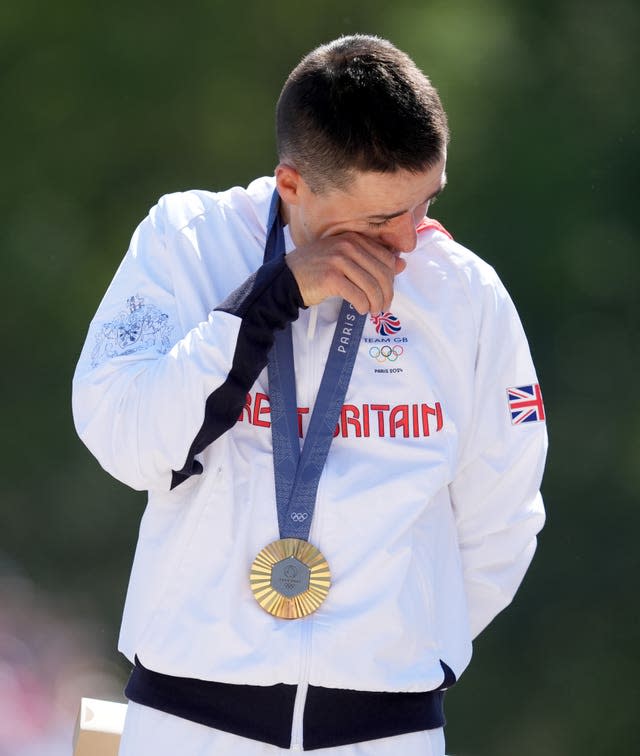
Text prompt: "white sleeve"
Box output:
[[72, 196, 302, 492], [449, 270, 547, 639]]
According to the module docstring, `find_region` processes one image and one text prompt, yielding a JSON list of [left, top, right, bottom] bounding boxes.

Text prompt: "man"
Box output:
[[73, 35, 547, 755]]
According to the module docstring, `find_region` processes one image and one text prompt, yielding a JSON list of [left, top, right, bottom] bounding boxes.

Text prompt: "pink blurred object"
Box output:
[[0, 572, 124, 756]]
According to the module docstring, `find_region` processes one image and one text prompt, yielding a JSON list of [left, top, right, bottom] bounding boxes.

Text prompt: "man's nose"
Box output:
[[380, 212, 418, 253]]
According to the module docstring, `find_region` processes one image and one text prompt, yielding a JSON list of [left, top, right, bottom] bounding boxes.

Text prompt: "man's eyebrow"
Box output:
[[366, 176, 448, 222]]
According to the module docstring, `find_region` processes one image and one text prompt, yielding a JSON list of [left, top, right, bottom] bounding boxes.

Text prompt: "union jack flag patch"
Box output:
[[507, 384, 545, 425]]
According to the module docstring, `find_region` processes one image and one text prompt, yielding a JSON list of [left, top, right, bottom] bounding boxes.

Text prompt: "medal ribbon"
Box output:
[[264, 189, 366, 540]]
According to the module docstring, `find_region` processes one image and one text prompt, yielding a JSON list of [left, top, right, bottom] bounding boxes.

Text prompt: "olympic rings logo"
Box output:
[[369, 345, 404, 362], [290, 512, 308, 522]]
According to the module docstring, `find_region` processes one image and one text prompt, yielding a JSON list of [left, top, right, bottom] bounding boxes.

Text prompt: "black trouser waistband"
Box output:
[[125, 657, 452, 750]]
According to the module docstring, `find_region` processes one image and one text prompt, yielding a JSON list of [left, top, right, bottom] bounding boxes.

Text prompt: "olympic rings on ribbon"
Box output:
[[368, 345, 404, 363], [290, 512, 308, 522]]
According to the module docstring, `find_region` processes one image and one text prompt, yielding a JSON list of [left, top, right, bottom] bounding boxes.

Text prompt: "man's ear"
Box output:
[[275, 163, 305, 206]]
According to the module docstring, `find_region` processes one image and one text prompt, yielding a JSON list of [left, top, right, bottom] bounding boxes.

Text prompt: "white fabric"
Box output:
[[73, 175, 546, 694], [118, 703, 446, 755]]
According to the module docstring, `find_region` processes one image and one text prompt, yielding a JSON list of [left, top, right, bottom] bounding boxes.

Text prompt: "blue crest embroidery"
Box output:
[[91, 295, 173, 367]]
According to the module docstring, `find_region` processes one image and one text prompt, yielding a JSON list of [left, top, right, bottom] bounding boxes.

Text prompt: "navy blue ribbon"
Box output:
[[264, 190, 366, 540]]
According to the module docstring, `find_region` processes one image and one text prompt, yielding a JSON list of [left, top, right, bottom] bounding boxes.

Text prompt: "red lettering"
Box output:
[[435, 402, 443, 432], [341, 404, 362, 438], [389, 404, 410, 438], [243, 393, 443, 438], [412, 404, 420, 437], [370, 404, 390, 436], [296, 407, 309, 438], [239, 393, 252, 422], [421, 403, 438, 436], [253, 392, 271, 428]]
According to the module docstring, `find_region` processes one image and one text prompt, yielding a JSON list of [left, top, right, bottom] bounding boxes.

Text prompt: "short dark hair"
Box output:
[[276, 35, 449, 192]]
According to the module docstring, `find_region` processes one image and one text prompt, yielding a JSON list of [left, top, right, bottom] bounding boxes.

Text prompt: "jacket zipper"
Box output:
[[289, 621, 313, 749], [290, 494, 323, 749]]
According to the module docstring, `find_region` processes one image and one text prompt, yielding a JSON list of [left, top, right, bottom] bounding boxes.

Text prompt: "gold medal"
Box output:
[[250, 538, 331, 619]]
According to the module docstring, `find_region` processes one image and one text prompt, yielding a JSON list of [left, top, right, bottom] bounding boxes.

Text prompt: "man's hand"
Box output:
[[285, 232, 406, 315]]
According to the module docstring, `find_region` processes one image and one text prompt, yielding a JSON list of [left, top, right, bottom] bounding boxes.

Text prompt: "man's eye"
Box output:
[[367, 219, 391, 229]]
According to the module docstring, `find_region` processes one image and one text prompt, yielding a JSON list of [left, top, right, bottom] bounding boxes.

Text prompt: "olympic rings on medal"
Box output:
[[368, 345, 404, 363], [290, 512, 309, 522]]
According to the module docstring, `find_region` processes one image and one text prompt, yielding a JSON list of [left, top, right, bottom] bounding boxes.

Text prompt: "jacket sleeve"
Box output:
[[72, 196, 304, 492], [449, 269, 547, 639]]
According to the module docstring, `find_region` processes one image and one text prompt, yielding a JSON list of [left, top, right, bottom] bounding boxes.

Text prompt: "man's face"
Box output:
[[279, 158, 447, 255]]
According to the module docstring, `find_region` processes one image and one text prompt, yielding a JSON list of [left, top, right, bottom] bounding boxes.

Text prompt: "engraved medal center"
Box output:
[[271, 556, 311, 598]]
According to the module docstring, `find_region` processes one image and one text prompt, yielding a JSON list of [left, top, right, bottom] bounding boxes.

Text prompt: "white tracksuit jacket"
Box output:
[[72, 175, 546, 749]]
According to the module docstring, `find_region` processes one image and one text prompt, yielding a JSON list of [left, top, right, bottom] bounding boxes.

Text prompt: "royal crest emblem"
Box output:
[[91, 295, 173, 367]]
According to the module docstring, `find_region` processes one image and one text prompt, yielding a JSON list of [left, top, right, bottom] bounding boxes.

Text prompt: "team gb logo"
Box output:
[[370, 312, 401, 336]]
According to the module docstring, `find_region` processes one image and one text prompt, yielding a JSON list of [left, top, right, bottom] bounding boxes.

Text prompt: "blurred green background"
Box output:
[[1, 0, 638, 754]]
